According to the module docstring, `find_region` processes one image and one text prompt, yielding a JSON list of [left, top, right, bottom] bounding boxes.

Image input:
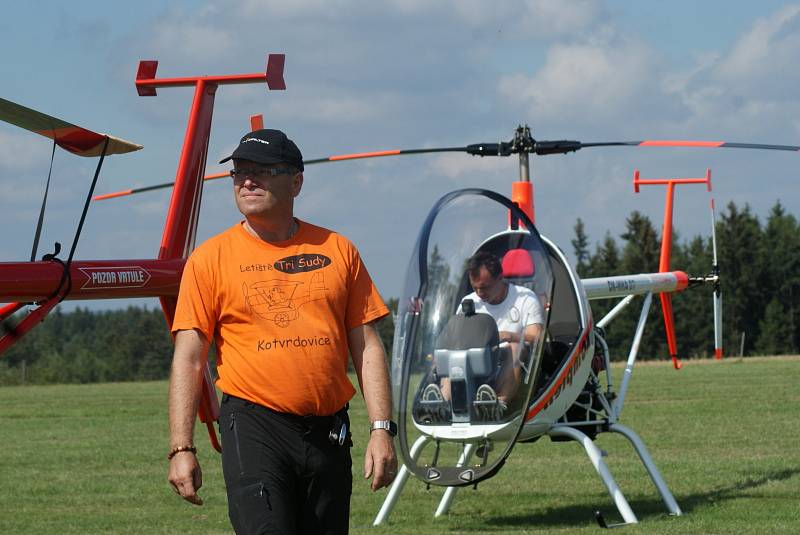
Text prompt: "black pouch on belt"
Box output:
[[327, 404, 352, 448]]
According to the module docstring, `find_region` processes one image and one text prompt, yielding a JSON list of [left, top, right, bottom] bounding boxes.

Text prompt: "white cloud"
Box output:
[[381, 0, 602, 38], [497, 38, 654, 122], [265, 90, 388, 123], [716, 4, 800, 81], [659, 5, 800, 138], [494, 2, 800, 143], [147, 21, 236, 64], [235, 0, 338, 19], [431, 152, 512, 182], [507, 0, 604, 38]]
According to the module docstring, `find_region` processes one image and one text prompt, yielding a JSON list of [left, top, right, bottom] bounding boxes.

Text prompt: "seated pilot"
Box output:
[[422, 251, 544, 419]]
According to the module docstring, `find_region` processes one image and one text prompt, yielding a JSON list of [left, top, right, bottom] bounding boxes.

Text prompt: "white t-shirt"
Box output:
[[460, 283, 545, 335]]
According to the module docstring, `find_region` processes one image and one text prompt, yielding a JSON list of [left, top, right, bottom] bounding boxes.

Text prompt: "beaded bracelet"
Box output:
[[167, 445, 197, 460]]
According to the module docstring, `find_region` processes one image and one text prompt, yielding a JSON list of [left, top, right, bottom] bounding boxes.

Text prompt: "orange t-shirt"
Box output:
[[172, 220, 389, 416]]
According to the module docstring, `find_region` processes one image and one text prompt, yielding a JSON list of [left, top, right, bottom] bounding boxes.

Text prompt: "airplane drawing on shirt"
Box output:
[[244, 272, 327, 327]]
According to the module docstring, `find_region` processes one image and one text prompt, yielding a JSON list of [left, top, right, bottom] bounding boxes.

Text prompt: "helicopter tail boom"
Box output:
[[582, 271, 689, 300]]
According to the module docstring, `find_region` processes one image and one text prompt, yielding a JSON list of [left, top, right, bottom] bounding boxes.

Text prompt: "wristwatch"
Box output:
[[370, 419, 398, 437]]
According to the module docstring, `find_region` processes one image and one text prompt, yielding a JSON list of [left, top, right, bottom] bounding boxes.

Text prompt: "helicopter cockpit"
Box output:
[[391, 189, 557, 486]]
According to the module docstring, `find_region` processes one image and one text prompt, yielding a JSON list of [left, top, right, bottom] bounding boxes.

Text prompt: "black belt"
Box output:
[[221, 393, 348, 432]]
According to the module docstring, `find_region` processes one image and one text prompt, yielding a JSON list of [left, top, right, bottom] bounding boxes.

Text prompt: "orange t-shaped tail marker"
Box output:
[[634, 168, 712, 369]]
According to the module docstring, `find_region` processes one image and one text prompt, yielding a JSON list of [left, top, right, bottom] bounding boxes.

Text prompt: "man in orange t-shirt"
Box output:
[[167, 129, 397, 535]]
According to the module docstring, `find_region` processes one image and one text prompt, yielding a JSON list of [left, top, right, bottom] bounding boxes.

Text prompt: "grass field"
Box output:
[[1, 357, 798, 534]]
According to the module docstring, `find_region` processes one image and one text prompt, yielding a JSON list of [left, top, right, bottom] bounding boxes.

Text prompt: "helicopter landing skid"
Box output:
[[595, 510, 629, 529], [373, 423, 681, 527], [549, 423, 682, 527], [548, 425, 638, 525]]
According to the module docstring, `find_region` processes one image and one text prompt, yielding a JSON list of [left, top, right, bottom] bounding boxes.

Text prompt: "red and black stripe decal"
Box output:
[[525, 321, 593, 422]]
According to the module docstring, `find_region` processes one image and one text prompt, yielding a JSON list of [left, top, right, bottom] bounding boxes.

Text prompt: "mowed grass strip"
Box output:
[[1, 357, 798, 534]]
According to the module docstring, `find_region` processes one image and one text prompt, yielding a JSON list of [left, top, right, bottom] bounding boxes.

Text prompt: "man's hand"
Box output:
[[168, 451, 204, 505], [168, 329, 209, 506], [364, 430, 398, 491]]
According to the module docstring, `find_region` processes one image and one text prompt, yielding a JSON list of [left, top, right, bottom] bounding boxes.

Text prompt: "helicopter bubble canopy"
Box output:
[[392, 189, 554, 487]]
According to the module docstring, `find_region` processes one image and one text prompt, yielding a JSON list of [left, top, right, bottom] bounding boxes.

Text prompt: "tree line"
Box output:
[[572, 201, 799, 361], [0, 301, 402, 386], [0, 200, 796, 385], [0, 306, 174, 385]]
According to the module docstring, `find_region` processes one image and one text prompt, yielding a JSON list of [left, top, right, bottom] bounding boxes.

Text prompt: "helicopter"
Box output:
[[1, 55, 797, 528]]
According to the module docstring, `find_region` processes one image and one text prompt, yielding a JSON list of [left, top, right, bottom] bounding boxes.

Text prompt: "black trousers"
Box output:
[[219, 394, 352, 535]]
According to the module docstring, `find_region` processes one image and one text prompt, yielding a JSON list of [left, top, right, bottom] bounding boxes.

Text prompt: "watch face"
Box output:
[[373, 420, 398, 437]]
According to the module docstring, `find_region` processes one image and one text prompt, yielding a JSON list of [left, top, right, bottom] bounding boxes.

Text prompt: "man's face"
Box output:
[[468, 266, 506, 305], [231, 159, 303, 219]]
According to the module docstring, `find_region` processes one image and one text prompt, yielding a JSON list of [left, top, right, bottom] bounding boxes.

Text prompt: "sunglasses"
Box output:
[[229, 167, 296, 182]]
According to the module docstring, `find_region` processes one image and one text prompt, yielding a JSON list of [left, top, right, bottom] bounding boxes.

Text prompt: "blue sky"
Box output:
[[1, 1, 799, 310]]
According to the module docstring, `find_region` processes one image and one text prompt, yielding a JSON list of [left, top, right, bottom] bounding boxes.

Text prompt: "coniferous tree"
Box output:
[[589, 232, 621, 277], [575, 201, 800, 361], [585, 232, 623, 359], [755, 298, 794, 355], [756, 202, 800, 354], [717, 202, 764, 356], [620, 211, 660, 274], [571, 218, 591, 277], [671, 235, 715, 357], [615, 212, 663, 360]]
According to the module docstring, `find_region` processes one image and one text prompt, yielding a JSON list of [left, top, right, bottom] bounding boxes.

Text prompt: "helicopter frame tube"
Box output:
[[548, 425, 638, 525]]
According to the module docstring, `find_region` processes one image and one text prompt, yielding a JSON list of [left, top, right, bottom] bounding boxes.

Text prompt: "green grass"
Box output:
[[1, 357, 799, 534]]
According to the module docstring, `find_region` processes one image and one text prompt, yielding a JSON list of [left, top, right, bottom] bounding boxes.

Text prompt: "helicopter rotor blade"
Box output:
[[92, 128, 800, 201], [464, 138, 800, 156], [304, 146, 470, 165], [709, 198, 723, 359], [92, 171, 229, 201], [94, 148, 473, 201], [554, 140, 800, 153]]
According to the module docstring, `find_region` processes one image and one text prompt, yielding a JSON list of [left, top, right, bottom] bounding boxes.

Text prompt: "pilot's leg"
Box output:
[[495, 345, 520, 404], [439, 377, 451, 401]]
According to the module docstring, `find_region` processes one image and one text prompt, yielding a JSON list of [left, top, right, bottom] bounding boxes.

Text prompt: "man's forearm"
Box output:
[[524, 324, 543, 345], [168, 329, 209, 447], [350, 321, 397, 490], [362, 346, 392, 422], [350, 323, 392, 421]]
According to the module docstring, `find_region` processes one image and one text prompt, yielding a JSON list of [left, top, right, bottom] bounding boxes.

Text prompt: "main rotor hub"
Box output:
[[465, 125, 582, 158], [511, 125, 536, 154]]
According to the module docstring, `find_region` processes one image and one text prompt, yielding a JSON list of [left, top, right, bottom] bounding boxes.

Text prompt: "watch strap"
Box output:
[[370, 419, 397, 437]]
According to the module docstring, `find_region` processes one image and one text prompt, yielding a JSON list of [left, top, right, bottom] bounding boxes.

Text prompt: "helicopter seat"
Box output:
[[503, 248, 549, 311], [502, 248, 534, 282], [414, 304, 502, 424]]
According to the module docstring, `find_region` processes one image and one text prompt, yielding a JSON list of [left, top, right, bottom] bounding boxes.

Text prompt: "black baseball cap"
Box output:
[[219, 129, 304, 171]]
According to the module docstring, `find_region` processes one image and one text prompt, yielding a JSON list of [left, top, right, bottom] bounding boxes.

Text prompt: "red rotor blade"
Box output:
[[0, 97, 142, 157]]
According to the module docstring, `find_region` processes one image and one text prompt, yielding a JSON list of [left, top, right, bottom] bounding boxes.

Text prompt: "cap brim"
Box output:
[[219, 150, 292, 166]]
